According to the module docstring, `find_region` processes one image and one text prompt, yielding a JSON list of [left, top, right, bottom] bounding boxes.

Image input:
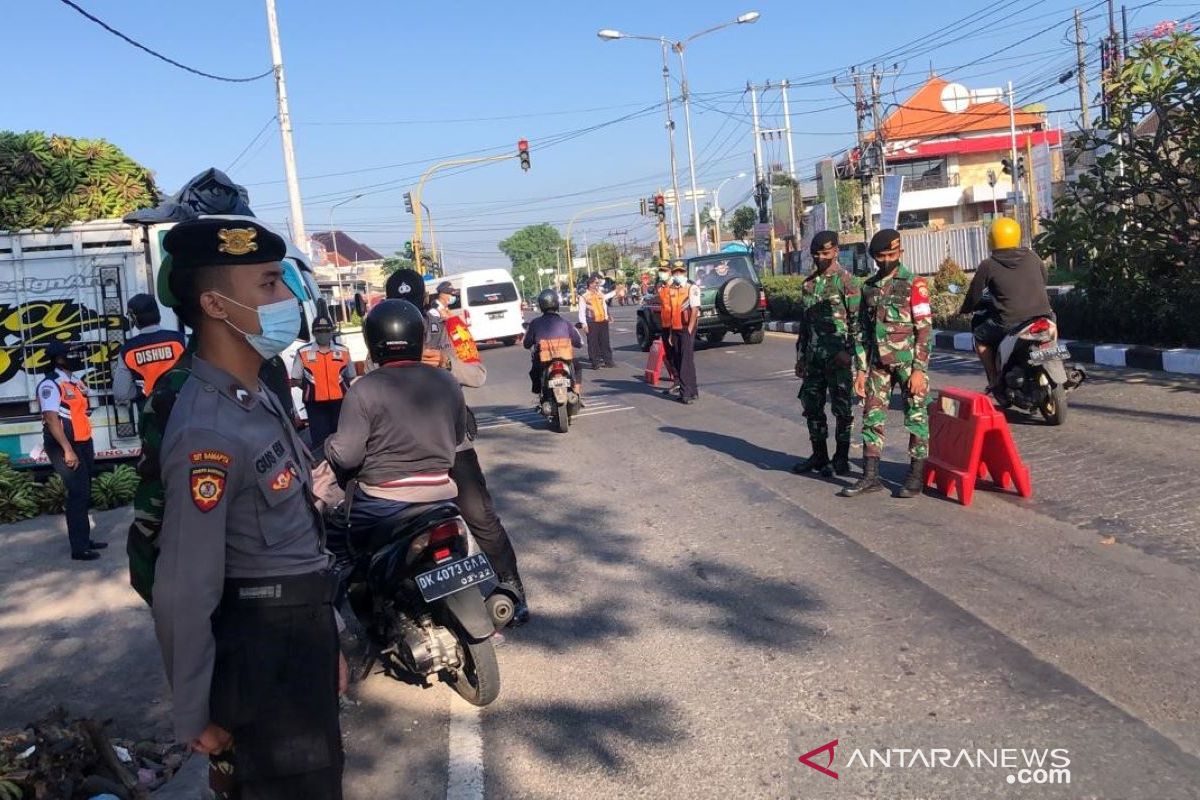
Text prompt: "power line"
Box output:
[[227, 116, 278, 173], [55, 0, 274, 83]]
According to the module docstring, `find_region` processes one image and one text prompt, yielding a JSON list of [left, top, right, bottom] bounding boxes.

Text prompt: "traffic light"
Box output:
[[1017, 156, 1026, 180], [403, 192, 413, 214], [404, 241, 414, 259], [517, 139, 530, 171], [653, 193, 665, 221], [640, 197, 648, 216], [1001, 158, 1014, 176]]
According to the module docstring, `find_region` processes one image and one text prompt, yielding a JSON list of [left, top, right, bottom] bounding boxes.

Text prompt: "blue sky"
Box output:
[[6, 0, 1195, 268]]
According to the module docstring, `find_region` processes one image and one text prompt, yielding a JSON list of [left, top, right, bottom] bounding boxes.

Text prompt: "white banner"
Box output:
[[1032, 142, 1054, 222], [879, 174, 905, 231]]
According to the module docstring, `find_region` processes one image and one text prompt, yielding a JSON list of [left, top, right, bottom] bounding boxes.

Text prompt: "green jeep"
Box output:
[[636, 252, 768, 351]]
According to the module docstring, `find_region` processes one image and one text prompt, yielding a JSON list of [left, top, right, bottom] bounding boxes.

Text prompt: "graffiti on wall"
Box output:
[[0, 299, 126, 391]]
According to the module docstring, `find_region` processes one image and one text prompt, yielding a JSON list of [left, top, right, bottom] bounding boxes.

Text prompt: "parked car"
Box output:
[[436, 268, 524, 345], [635, 253, 768, 351]]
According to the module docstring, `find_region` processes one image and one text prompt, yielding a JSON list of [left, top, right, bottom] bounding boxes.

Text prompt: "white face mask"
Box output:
[[672, 274, 686, 285], [216, 293, 301, 359]]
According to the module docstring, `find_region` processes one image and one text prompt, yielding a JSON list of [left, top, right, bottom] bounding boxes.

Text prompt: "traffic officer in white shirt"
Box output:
[[578, 273, 617, 369], [37, 341, 105, 560]]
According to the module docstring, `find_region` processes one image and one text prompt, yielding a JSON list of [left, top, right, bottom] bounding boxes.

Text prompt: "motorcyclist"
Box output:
[[524, 289, 583, 400], [958, 217, 1053, 390], [324, 300, 468, 526]]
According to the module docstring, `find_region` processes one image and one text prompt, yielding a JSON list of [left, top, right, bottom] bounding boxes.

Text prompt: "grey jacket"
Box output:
[[325, 362, 467, 487]]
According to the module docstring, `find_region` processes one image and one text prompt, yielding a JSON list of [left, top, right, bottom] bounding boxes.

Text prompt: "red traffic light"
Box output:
[[517, 139, 531, 171], [517, 139, 529, 153]]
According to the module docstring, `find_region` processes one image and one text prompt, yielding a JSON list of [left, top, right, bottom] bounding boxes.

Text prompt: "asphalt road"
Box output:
[[3, 305, 1198, 799], [338, 305, 1199, 799]]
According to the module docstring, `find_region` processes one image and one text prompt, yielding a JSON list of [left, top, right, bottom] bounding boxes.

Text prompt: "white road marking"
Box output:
[[614, 327, 631, 333], [446, 693, 484, 800], [475, 401, 632, 430]]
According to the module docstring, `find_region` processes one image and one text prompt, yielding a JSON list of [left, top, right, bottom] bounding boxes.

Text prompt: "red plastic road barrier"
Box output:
[[644, 340, 667, 386], [924, 387, 1032, 506]]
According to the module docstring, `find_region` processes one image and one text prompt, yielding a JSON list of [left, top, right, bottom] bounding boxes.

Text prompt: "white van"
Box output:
[[436, 269, 523, 345]]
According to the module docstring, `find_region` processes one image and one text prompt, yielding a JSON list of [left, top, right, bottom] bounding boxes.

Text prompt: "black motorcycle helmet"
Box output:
[[536, 289, 560, 313], [362, 299, 426, 365]]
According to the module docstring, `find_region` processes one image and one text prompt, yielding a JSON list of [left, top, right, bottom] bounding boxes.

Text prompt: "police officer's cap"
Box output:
[[868, 228, 902, 256], [385, 268, 427, 307], [312, 316, 334, 333], [159, 218, 288, 307], [670, 260, 687, 273], [435, 280, 458, 296], [810, 230, 839, 255]]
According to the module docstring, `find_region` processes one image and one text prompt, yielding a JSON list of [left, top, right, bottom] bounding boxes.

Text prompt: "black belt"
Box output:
[[222, 570, 334, 608]]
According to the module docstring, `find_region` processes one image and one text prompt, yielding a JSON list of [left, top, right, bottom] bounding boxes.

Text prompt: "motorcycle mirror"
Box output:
[[521, 322, 529, 330]]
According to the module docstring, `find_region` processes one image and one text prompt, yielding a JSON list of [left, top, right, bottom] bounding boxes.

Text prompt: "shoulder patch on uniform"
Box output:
[[911, 279, 932, 319], [190, 450, 231, 467], [39, 384, 54, 400], [269, 461, 297, 491], [191, 467, 227, 512], [913, 278, 930, 299]]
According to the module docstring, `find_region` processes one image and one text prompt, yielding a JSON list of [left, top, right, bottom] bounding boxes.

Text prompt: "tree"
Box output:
[[498, 222, 565, 290], [0, 131, 157, 230], [1037, 28, 1200, 346], [836, 179, 864, 232], [381, 251, 415, 275], [729, 206, 758, 240], [586, 241, 621, 273]]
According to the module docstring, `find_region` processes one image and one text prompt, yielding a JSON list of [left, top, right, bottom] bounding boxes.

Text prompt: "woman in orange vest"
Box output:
[[289, 316, 355, 450], [37, 342, 104, 561], [577, 274, 616, 368]]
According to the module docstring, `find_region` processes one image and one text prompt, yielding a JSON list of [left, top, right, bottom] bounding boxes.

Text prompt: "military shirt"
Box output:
[[151, 356, 330, 742], [855, 263, 932, 372], [796, 266, 861, 359]]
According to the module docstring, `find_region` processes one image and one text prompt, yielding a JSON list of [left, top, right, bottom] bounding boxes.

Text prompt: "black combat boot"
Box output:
[[839, 457, 883, 497], [831, 421, 852, 476], [791, 440, 830, 475], [894, 458, 927, 499]]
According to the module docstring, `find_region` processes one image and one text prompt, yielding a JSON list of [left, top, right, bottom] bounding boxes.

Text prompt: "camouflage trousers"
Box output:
[[798, 351, 854, 442], [862, 362, 930, 459]]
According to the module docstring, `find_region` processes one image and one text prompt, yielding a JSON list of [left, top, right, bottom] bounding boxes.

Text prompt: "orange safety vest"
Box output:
[[299, 345, 350, 402], [54, 377, 92, 443], [659, 285, 690, 331], [537, 336, 576, 363], [123, 339, 186, 395], [585, 291, 608, 323]]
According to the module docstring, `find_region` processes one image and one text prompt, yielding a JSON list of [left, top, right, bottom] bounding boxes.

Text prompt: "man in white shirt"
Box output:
[[577, 274, 617, 369]]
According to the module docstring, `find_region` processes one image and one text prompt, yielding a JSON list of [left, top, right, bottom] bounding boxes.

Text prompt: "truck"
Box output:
[[0, 217, 323, 468]]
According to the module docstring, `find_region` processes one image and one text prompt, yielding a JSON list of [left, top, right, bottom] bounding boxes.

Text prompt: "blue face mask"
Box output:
[[218, 294, 301, 359], [672, 274, 687, 285]]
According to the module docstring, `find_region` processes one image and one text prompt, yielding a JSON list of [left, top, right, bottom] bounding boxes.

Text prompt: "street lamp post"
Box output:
[[599, 11, 760, 258], [329, 193, 362, 323], [711, 171, 747, 248]]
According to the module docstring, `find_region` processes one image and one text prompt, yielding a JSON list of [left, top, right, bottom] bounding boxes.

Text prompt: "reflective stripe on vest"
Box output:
[[586, 292, 608, 323], [538, 336, 575, 363], [123, 340, 186, 395], [56, 378, 92, 443], [659, 285, 688, 330], [300, 346, 349, 402]]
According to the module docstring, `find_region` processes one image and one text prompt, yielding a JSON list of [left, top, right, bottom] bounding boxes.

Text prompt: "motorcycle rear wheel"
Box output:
[[1040, 384, 1068, 426], [552, 400, 570, 433], [446, 634, 500, 706]]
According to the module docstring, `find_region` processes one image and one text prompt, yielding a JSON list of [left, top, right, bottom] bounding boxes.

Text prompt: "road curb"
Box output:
[[764, 321, 1200, 376]]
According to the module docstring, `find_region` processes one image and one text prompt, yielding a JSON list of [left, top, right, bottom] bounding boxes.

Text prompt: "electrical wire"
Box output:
[[55, 0, 274, 82], [226, 116, 277, 173]]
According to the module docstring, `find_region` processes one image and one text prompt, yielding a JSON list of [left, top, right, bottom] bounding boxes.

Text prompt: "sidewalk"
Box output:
[[764, 320, 1200, 375]]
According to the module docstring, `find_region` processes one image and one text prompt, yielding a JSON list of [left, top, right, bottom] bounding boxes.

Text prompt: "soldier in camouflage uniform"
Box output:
[[840, 228, 933, 499], [792, 231, 861, 477]]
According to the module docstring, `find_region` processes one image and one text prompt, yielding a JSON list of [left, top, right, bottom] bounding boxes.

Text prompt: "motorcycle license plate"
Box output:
[[415, 553, 495, 602], [1029, 346, 1070, 363], [547, 376, 571, 388]]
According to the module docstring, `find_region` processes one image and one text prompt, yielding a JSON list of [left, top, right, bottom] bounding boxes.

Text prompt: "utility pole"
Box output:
[[1074, 8, 1091, 130], [870, 65, 887, 178], [1007, 80, 1022, 225], [839, 66, 874, 240], [658, 40, 685, 258], [780, 79, 796, 179], [264, 0, 307, 253], [748, 82, 768, 224]]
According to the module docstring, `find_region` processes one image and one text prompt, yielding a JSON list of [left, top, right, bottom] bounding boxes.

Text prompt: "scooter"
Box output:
[[324, 486, 501, 705], [537, 357, 580, 433], [992, 314, 1086, 425]]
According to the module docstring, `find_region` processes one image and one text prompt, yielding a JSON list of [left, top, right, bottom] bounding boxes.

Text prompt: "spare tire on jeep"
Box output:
[[716, 277, 758, 317]]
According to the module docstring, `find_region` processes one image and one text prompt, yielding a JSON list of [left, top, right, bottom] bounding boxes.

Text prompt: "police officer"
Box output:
[[578, 274, 616, 369], [37, 342, 104, 561], [661, 261, 700, 404], [840, 229, 933, 500], [290, 316, 354, 450], [113, 294, 186, 407], [792, 231, 861, 477], [150, 218, 344, 798]]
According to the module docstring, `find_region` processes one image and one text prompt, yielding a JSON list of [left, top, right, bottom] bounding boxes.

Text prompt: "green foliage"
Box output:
[[760, 275, 805, 320], [381, 251, 415, 275], [37, 474, 68, 516], [89, 464, 139, 511], [729, 207, 758, 241], [0, 131, 157, 231], [499, 223, 565, 290], [836, 180, 864, 232], [348, 311, 363, 327], [931, 257, 969, 295], [931, 291, 970, 332], [0, 455, 39, 524], [586, 241, 621, 273], [1036, 32, 1200, 346]]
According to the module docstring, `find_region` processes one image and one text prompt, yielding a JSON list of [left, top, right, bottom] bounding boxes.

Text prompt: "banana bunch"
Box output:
[[37, 474, 67, 515], [90, 464, 139, 510], [0, 457, 39, 524], [0, 778, 22, 800]]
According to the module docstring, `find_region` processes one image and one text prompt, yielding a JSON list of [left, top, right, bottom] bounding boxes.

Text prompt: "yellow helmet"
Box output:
[[989, 217, 1021, 250]]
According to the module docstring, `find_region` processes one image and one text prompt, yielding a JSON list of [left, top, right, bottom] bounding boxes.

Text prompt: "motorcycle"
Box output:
[[537, 356, 580, 433], [324, 487, 502, 705], [989, 310, 1086, 425]]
